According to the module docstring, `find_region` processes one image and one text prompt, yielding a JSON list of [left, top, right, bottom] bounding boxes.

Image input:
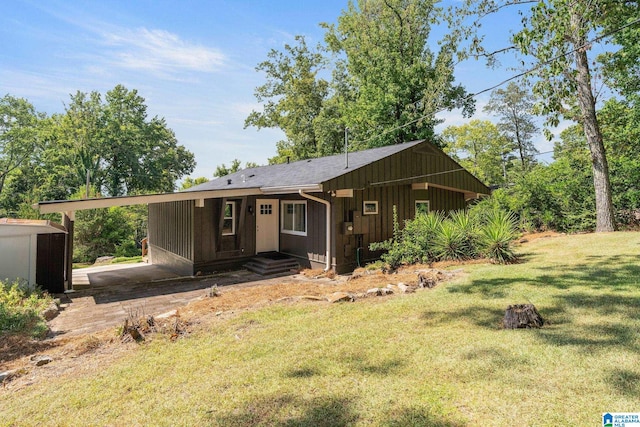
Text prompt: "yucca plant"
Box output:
[[434, 219, 469, 261], [478, 209, 518, 264], [404, 211, 444, 263], [448, 209, 479, 258]]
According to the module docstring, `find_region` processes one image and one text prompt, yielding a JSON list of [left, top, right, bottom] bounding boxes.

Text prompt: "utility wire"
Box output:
[[348, 15, 640, 147]]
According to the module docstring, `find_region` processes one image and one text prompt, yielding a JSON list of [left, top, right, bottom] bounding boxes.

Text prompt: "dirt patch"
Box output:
[[1, 265, 459, 391], [516, 231, 563, 244]]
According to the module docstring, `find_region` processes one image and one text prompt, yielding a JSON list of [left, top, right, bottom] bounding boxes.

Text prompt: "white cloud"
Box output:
[[101, 28, 226, 76]]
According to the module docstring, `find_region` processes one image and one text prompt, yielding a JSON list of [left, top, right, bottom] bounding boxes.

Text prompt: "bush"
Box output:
[[369, 206, 519, 268], [477, 209, 519, 264], [0, 279, 52, 338]]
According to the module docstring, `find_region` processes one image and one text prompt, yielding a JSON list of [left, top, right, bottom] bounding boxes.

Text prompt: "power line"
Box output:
[[348, 15, 640, 147]]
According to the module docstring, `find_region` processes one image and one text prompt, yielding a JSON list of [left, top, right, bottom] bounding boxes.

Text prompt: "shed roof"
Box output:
[[0, 218, 66, 237]]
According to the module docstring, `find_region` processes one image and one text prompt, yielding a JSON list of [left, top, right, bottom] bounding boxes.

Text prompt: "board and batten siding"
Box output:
[[322, 142, 488, 196], [279, 195, 328, 268], [326, 142, 484, 273], [193, 197, 256, 265], [148, 201, 194, 262]]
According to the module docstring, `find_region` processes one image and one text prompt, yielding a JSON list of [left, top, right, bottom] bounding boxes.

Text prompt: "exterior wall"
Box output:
[[193, 197, 255, 262], [148, 244, 194, 276], [322, 141, 488, 196], [148, 200, 194, 261], [279, 194, 328, 267], [333, 184, 467, 273], [0, 235, 37, 285]]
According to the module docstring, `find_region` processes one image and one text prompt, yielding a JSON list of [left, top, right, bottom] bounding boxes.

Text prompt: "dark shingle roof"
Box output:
[[185, 140, 424, 192]]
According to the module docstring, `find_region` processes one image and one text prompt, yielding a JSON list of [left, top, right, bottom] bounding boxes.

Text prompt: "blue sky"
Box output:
[[1, 0, 555, 180]]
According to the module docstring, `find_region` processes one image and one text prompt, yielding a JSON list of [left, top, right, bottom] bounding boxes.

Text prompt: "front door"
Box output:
[[256, 199, 279, 253]]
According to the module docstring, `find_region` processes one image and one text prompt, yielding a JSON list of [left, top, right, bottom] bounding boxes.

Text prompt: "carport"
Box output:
[[34, 188, 260, 291]]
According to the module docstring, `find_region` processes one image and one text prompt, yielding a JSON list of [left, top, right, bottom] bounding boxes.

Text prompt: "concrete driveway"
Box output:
[[51, 264, 295, 338]]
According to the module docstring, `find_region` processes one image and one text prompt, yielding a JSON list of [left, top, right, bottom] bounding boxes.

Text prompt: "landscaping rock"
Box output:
[[0, 370, 14, 382], [30, 355, 53, 366], [156, 309, 177, 319], [94, 256, 115, 264], [42, 302, 59, 321], [366, 287, 394, 296], [327, 292, 355, 303], [417, 272, 437, 288], [397, 283, 415, 293]]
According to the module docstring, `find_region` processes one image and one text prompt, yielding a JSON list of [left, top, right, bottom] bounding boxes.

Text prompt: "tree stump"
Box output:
[[503, 304, 544, 329]]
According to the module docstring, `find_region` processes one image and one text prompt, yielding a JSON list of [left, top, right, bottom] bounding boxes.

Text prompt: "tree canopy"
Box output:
[[246, 0, 474, 163]]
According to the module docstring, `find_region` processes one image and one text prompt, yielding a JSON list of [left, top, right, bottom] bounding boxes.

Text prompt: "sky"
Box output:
[[1, 0, 558, 181]]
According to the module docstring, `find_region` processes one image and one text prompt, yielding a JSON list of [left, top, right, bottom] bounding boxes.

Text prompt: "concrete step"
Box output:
[[244, 256, 299, 275]]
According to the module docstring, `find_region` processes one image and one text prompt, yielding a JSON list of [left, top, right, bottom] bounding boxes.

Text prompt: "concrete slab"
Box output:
[[72, 262, 182, 289]]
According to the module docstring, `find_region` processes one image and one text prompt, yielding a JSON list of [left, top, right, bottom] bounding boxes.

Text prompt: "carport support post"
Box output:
[[63, 211, 75, 291]]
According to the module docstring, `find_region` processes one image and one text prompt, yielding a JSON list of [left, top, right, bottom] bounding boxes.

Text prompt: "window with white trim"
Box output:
[[415, 200, 430, 216], [222, 201, 235, 235], [281, 201, 307, 235]]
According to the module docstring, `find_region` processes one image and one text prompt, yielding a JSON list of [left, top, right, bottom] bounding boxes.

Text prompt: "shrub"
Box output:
[[478, 209, 519, 264], [370, 206, 519, 268], [0, 279, 53, 338]]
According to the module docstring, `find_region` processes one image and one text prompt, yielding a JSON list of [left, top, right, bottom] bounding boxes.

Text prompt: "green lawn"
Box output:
[[2, 232, 640, 426]]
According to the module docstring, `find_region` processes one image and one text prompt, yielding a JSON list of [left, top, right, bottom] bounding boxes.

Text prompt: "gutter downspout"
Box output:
[[298, 190, 331, 271]]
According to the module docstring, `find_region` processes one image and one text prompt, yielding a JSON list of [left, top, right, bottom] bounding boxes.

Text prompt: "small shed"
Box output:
[[0, 218, 67, 293]]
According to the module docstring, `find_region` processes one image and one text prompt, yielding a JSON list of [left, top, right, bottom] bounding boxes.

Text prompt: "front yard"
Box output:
[[1, 232, 639, 426]]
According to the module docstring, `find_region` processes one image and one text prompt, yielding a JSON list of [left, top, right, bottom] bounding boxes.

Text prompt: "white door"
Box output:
[[256, 199, 279, 253]]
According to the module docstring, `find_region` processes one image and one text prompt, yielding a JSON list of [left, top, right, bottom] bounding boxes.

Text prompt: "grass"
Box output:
[[2, 232, 640, 426], [73, 255, 143, 269]]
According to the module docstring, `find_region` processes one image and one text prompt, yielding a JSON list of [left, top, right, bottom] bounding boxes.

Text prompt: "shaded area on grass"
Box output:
[[382, 406, 467, 427], [212, 395, 358, 427], [607, 368, 640, 397]]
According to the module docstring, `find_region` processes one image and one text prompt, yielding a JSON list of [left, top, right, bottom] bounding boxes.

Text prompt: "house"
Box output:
[[0, 218, 67, 293], [34, 139, 489, 289], [148, 140, 489, 275]]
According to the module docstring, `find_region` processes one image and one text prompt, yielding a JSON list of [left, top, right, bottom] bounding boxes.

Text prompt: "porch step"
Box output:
[[244, 255, 300, 275]]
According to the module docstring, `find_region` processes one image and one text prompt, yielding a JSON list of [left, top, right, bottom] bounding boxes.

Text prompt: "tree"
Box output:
[[0, 95, 41, 197], [213, 159, 259, 177], [441, 120, 512, 186], [323, 0, 474, 149], [179, 176, 209, 190], [246, 0, 474, 161], [483, 82, 539, 171], [456, 0, 618, 231], [98, 85, 195, 196], [599, 0, 640, 102], [511, 0, 616, 231], [245, 36, 330, 162]]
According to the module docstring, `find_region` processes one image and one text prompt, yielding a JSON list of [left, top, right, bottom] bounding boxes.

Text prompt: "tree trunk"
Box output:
[[570, 8, 616, 232]]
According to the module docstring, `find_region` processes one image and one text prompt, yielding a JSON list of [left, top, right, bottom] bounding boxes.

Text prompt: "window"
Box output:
[[281, 201, 307, 235], [260, 204, 272, 215], [415, 200, 430, 216], [363, 201, 379, 215], [222, 201, 235, 235]]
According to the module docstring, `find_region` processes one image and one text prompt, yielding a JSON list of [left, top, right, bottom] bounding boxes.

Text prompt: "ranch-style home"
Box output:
[[35, 139, 489, 289]]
